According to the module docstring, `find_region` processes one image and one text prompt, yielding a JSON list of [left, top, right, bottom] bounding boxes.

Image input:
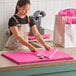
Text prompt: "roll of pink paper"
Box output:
[[1, 48, 74, 65], [28, 34, 50, 40]]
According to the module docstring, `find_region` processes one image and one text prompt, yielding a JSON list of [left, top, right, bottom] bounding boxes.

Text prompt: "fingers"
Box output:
[[30, 47, 36, 52], [31, 50, 36, 52], [46, 46, 52, 51]]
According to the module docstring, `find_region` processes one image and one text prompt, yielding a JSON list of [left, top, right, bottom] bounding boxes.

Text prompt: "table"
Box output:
[[0, 41, 76, 76]]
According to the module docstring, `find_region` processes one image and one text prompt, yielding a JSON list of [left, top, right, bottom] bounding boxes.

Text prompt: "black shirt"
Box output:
[[8, 15, 35, 27], [8, 15, 35, 35]]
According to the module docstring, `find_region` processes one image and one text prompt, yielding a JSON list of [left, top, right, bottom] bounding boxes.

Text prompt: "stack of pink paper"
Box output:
[[1, 49, 73, 65], [58, 8, 76, 24], [28, 34, 50, 40], [58, 8, 76, 17]]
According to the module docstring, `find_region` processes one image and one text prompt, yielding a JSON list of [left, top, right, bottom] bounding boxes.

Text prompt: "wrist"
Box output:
[[43, 43, 47, 48], [27, 43, 33, 48], [25, 42, 32, 48]]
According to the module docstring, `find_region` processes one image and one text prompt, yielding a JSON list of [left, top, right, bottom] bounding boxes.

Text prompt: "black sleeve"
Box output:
[[29, 16, 36, 27], [8, 17, 17, 28]]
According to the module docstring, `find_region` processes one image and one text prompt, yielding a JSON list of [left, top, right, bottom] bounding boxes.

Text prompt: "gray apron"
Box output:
[[3, 16, 30, 51]]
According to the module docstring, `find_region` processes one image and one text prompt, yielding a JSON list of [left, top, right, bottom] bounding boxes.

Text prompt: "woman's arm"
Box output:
[[31, 25, 51, 50], [9, 26, 36, 52]]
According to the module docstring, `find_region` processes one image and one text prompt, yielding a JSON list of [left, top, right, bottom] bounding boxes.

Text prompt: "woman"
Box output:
[[4, 0, 51, 52]]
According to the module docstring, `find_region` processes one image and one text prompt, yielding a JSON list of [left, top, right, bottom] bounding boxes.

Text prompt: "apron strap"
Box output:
[[13, 15, 30, 23], [12, 16, 19, 23], [27, 16, 30, 23]]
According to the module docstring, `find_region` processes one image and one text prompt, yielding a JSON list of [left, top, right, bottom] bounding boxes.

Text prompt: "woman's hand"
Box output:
[[29, 45, 36, 52], [44, 44, 52, 51]]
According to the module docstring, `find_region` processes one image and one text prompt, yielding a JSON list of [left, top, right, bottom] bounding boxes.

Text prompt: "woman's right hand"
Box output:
[[29, 45, 36, 52]]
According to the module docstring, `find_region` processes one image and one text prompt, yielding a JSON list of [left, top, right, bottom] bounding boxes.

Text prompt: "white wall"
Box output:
[[0, 0, 76, 50]]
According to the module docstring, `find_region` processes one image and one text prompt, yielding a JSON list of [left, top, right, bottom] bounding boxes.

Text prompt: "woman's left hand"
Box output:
[[44, 45, 52, 51]]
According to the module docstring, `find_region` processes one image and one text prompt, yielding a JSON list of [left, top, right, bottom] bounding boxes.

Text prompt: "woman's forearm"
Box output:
[[35, 33, 47, 47], [16, 35, 33, 48], [9, 27, 34, 49]]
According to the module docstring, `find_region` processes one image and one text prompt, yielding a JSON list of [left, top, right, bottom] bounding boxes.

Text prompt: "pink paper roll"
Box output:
[[28, 34, 50, 40]]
